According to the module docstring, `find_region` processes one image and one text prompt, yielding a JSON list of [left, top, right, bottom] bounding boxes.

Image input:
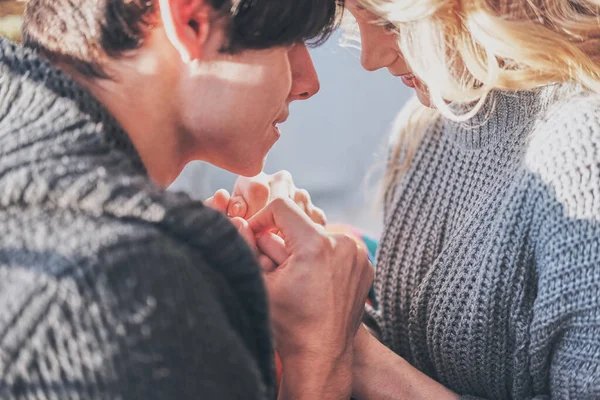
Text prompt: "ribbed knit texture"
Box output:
[[0, 38, 275, 399], [370, 85, 600, 399]]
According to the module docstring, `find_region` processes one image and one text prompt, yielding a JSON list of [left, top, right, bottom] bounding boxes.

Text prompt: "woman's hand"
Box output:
[[205, 171, 327, 225], [248, 198, 374, 399], [205, 171, 327, 271]]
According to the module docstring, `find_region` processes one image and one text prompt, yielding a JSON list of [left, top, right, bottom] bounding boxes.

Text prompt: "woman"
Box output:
[[221, 0, 600, 398]]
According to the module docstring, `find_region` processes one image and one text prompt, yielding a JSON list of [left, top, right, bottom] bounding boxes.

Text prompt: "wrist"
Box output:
[[279, 349, 353, 400], [351, 326, 459, 400], [352, 324, 388, 398]]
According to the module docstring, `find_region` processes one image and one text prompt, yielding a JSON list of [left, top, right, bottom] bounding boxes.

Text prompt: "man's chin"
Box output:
[[220, 156, 267, 178]]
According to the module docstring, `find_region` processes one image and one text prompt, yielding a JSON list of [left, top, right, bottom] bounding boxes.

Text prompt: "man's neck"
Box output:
[[69, 65, 185, 188]]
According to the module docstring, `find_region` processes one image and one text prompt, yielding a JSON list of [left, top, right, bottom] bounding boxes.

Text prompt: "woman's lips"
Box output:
[[400, 73, 416, 88]]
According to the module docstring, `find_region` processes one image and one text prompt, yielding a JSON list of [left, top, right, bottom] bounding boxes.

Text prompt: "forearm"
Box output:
[[278, 352, 353, 400], [352, 327, 459, 400]]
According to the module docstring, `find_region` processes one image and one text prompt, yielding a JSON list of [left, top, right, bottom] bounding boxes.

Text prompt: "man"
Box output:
[[0, 0, 373, 398]]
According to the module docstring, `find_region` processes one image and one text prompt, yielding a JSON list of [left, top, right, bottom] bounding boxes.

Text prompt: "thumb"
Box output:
[[204, 189, 231, 214], [227, 196, 248, 218], [256, 232, 288, 265], [248, 198, 320, 250]]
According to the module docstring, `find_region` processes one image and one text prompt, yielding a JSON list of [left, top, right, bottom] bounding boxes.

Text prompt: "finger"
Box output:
[[230, 217, 257, 252], [308, 206, 327, 226], [204, 189, 231, 214], [232, 172, 268, 197], [258, 253, 277, 273], [235, 174, 271, 218], [248, 198, 320, 244], [227, 196, 248, 218], [292, 188, 311, 213], [269, 170, 294, 201], [292, 188, 327, 226], [256, 232, 288, 265]]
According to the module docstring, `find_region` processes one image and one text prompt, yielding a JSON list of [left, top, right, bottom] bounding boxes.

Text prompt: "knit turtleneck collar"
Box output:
[[0, 37, 146, 175], [442, 86, 559, 150]]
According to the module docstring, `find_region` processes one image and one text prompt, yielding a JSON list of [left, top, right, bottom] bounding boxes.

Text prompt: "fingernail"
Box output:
[[232, 203, 241, 216]]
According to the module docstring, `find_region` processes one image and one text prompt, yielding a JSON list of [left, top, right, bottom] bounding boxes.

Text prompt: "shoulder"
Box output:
[[525, 90, 600, 316], [0, 194, 259, 320], [2, 171, 264, 312], [527, 86, 600, 167], [530, 87, 600, 148], [0, 202, 274, 398], [526, 90, 600, 308], [526, 87, 600, 221]]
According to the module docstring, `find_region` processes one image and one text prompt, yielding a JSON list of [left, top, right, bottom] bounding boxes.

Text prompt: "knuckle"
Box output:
[[213, 189, 223, 198], [294, 188, 311, 203], [323, 234, 336, 251], [329, 234, 358, 259], [356, 245, 367, 262], [338, 234, 358, 251], [311, 207, 327, 226], [273, 169, 293, 183], [270, 196, 294, 211], [306, 233, 333, 258], [247, 181, 270, 201]]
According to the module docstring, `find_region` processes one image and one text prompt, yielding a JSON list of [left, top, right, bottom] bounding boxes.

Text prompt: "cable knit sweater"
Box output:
[[369, 85, 600, 399], [0, 38, 275, 399]]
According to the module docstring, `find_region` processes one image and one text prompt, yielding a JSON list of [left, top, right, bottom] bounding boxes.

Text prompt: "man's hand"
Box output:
[[229, 216, 280, 272], [248, 198, 373, 399], [249, 198, 373, 362]]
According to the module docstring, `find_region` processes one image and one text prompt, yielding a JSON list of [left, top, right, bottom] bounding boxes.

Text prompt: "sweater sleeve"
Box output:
[[533, 214, 600, 399], [528, 93, 600, 400], [5, 239, 271, 399], [462, 92, 600, 400], [460, 214, 600, 400]]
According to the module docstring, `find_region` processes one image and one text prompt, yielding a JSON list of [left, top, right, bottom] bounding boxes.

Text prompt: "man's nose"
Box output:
[[288, 44, 320, 101]]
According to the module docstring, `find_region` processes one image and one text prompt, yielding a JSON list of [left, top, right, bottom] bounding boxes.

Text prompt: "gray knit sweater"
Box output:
[[369, 85, 600, 399], [0, 38, 275, 399]]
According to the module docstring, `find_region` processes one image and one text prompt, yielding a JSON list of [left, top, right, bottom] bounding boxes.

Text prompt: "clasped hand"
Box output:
[[206, 171, 373, 372]]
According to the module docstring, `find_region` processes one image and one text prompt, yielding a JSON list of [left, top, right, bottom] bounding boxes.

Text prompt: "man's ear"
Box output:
[[158, 0, 211, 63]]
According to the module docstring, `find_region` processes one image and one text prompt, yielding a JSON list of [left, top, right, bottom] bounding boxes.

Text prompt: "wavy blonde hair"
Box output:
[[346, 0, 600, 193]]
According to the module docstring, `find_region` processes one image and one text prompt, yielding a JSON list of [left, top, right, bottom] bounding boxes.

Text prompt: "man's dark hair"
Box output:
[[22, 0, 343, 78]]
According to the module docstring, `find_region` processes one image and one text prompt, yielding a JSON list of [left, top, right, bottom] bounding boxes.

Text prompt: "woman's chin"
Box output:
[[415, 88, 433, 108]]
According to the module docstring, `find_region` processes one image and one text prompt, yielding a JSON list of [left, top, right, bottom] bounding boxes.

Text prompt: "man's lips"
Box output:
[[273, 112, 289, 127]]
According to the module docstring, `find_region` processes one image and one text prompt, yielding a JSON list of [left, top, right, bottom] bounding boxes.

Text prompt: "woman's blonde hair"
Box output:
[[347, 0, 600, 193]]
